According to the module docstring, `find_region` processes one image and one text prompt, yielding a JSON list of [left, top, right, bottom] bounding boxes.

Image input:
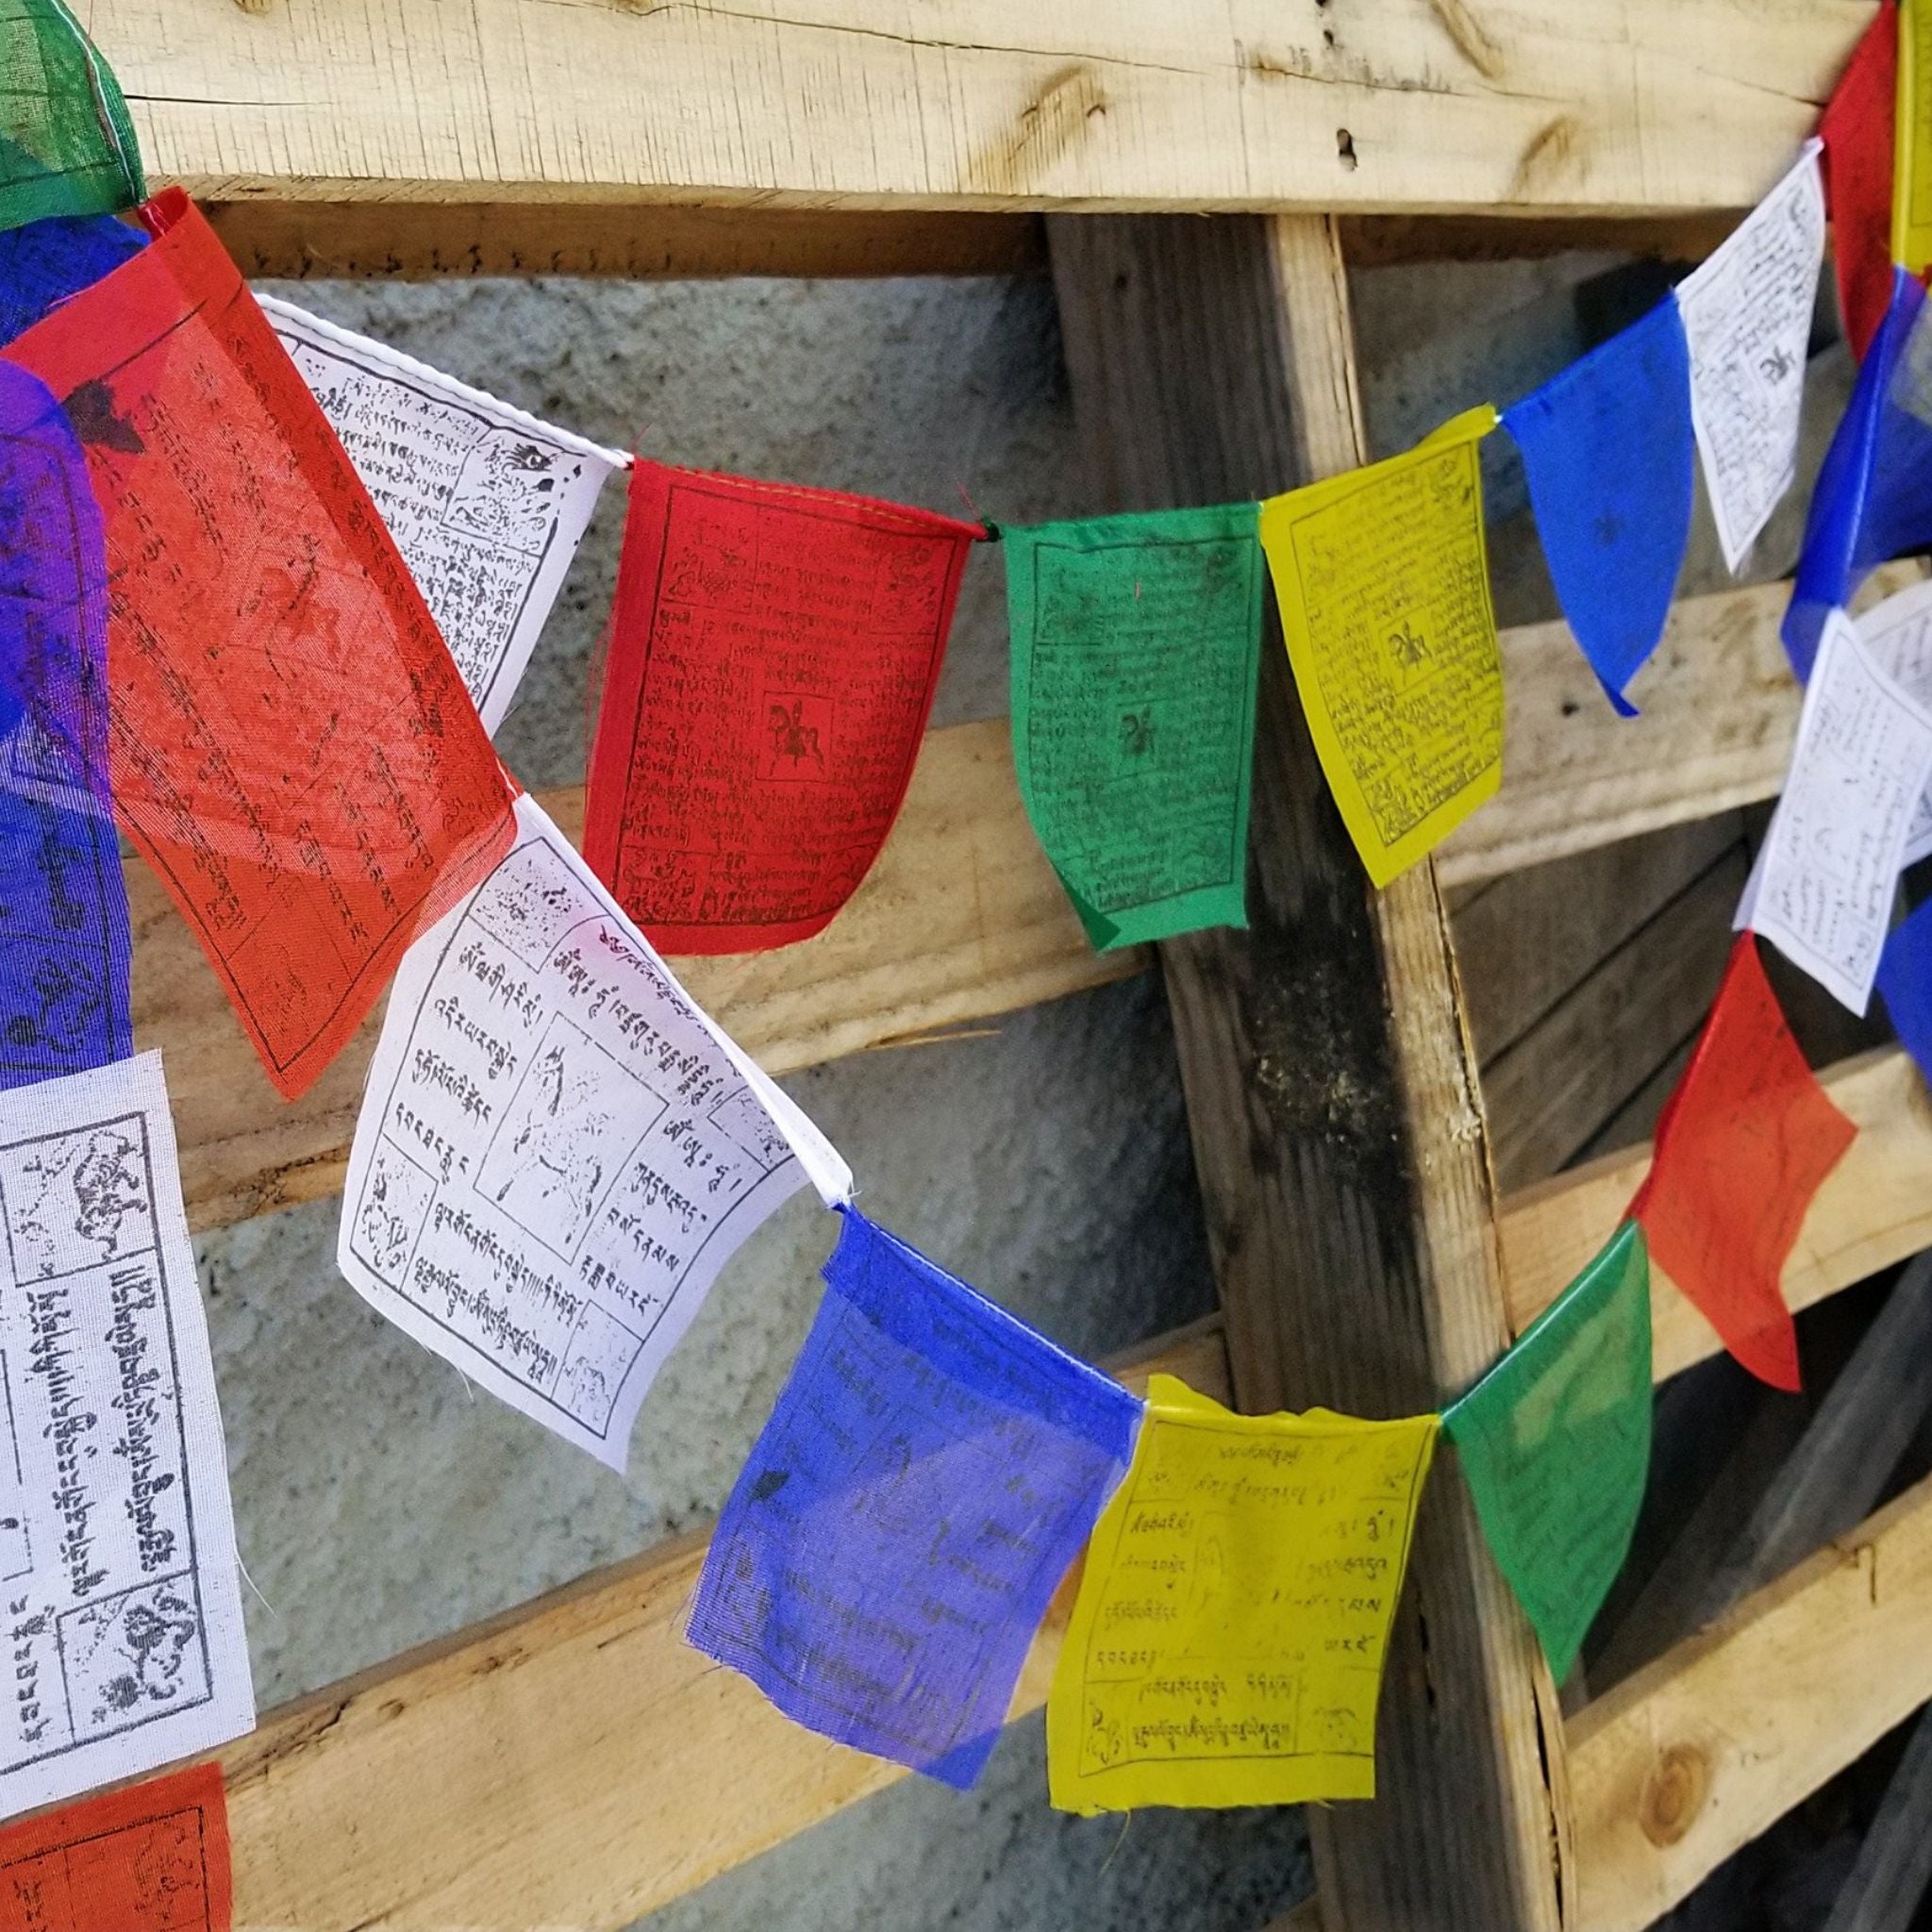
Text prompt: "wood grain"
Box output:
[[1049, 208, 1564, 1932], [141, 718, 1141, 1231], [86, 0, 1862, 218]]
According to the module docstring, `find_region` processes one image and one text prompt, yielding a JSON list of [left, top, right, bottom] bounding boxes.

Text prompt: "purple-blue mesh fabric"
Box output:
[[687, 1205, 1142, 1790], [0, 357, 129, 1085], [0, 211, 143, 344], [1786, 271, 1932, 681], [1503, 297, 1694, 715]]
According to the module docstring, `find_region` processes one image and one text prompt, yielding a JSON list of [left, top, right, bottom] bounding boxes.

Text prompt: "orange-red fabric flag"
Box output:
[[1822, 0, 1901, 361]]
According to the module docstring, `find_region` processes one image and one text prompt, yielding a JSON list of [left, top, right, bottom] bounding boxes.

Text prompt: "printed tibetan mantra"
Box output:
[[585, 461, 985, 953], [1004, 505, 1262, 949], [687, 1208, 1140, 1789], [1047, 1375, 1437, 1812], [338, 791, 850, 1470], [1258, 408, 1502, 888], [0, 190, 518, 1100]]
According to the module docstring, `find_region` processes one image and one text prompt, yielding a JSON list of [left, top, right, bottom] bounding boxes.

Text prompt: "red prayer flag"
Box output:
[[1631, 936, 1856, 1391], [1822, 0, 1900, 361], [0, 1763, 231, 1931], [3, 190, 517, 1099], [584, 460, 982, 954]]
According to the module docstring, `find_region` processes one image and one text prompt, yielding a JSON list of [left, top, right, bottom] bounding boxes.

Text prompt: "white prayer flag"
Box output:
[[338, 793, 850, 1469], [1851, 575, 1932, 866]]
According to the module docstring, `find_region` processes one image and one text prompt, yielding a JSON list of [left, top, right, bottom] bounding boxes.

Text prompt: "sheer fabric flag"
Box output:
[[1258, 407, 1502, 888], [1678, 143, 1827, 575], [1823, 0, 1901, 361], [0, 210, 141, 343], [0, 0, 142, 235], [338, 791, 849, 1471], [585, 461, 983, 954], [688, 1207, 1139, 1790], [1004, 505, 1261, 948], [1899, 0, 1932, 275], [1503, 302, 1692, 713], [0, 1763, 230, 1930], [258, 296, 626, 737], [0, 358, 128, 1089], [1837, 575, 1932, 865], [1046, 1374, 1437, 1814], [3, 190, 518, 1100], [1632, 936, 1856, 1391], [1444, 1222, 1652, 1684], [1786, 272, 1932, 682], [1877, 895, 1932, 1086]]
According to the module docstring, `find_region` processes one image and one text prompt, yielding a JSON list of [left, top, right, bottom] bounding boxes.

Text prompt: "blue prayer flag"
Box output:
[[1503, 298, 1695, 714], [1878, 896, 1932, 1088], [1787, 271, 1932, 682], [0, 211, 142, 344], [687, 1206, 1142, 1790]]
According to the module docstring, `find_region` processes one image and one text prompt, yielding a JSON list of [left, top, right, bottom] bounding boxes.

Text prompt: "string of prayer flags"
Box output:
[[1843, 575, 1932, 866], [1502, 302, 1692, 713], [0, 358, 129, 1090], [1822, 0, 1902, 361], [1678, 142, 1827, 575], [1735, 607, 1932, 1013], [1258, 406, 1502, 887], [1045, 1374, 1437, 1814], [1898, 0, 1932, 275], [338, 791, 850, 1470], [585, 461, 984, 954], [1004, 505, 1261, 948], [258, 296, 627, 738], [1785, 270, 1932, 681], [1444, 1222, 1652, 1683], [0, 210, 142, 344], [687, 1207, 1140, 1790], [0, 1051, 254, 1812], [1631, 936, 1856, 1391], [0, 1762, 230, 1930], [0, 0, 142, 236], [4, 189, 519, 1100]]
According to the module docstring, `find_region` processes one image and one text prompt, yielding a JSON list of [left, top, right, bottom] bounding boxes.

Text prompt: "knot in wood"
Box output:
[[1639, 1742, 1709, 1847]]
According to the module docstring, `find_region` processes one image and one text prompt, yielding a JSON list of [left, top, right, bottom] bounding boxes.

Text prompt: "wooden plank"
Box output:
[[1049, 208, 1565, 1931], [1338, 211, 1739, 268], [208, 1315, 1229, 1932], [1438, 566, 1924, 891], [1499, 1047, 1932, 1384], [92, 0, 1863, 219], [1569, 1472, 1932, 1932], [1821, 1706, 1932, 1932], [143, 718, 1141, 1232], [207, 199, 1048, 280], [1479, 842, 1748, 1191]]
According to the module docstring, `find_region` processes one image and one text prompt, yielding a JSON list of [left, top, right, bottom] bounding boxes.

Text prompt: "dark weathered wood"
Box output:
[[1048, 211, 1564, 1932], [1822, 1707, 1932, 1932]]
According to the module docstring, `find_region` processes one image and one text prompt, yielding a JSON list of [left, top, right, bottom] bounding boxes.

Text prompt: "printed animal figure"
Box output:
[[99, 1594, 200, 1712], [768, 699, 825, 774], [1120, 708, 1156, 757], [1389, 621, 1430, 671], [1760, 344, 1797, 384]]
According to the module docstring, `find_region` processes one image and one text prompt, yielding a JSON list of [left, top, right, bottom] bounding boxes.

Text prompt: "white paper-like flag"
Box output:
[[338, 792, 851, 1468], [1853, 575, 1932, 865], [1678, 142, 1825, 575], [0, 1052, 254, 1818], [259, 294, 627, 735], [1736, 607, 1932, 1012]]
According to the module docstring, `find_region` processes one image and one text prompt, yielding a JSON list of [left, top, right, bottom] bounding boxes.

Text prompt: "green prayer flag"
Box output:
[[1444, 1220, 1653, 1683], [0, 0, 143, 234], [1005, 505, 1262, 950]]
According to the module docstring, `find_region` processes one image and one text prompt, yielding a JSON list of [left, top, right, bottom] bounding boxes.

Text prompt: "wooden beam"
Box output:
[[143, 718, 1141, 1232], [1498, 1047, 1932, 1384], [1338, 211, 1740, 269], [1569, 1472, 1932, 1932], [1048, 209, 1565, 1931], [206, 199, 1047, 281], [94, 0, 1862, 219], [208, 1316, 1229, 1932]]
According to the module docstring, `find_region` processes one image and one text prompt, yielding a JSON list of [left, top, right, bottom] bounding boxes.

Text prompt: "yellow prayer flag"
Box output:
[[1258, 406, 1502, 888], [1899, 0, 1932, 275], [1045, 1375, 1438, 1815]]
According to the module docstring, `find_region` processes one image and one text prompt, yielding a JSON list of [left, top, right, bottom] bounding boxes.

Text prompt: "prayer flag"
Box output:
[[1899, 0, 1932, 275], [3, 190, 518, 1099], [585, 461, 983, 954], [1503, 301, 1692, 712], [1823, 0, 1901, 361], [1876, 894, 1932, 1086], [1046, 1374, 1437, 1813], [1445, 1222, 1652, 1683], [688, 1207, 1140, 1790], [1258, 407, 1502, 888], [1837, 575, 1932, 866], [1004, 504, 1261, 948], [0, 209, 141, 343], [0, 0, 142, 235], [1631, 936, 1855, 1391]]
